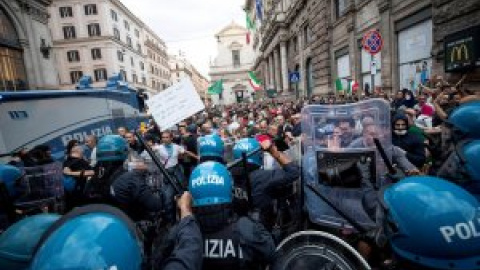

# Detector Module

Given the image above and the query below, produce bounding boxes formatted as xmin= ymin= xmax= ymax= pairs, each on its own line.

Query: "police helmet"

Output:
xmin=382 ymin=176 xmax=480 ymax=269
xmin=198 ymin=134 xmax=224 ymax=159
xmin=233 ymin=138 xmax=263 ymax=167
xmin=448 ymin=101 xmax=480 ymax=139
xmin=31 ymin=205 xmax=143 ymax=270
xmin=96 ymin=135 xmax=128 ymax=162
xmin=457 ymin=140 xmax=480 ymax=181
xmin=0 ymin=214 xmax=59 ymax=270
xmin=189 ymin=161 xmax=232 ymax=207
xmin=0 ymin=164 xmax=22 ymax=197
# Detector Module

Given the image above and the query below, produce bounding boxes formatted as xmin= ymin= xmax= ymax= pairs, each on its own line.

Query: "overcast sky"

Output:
xmin=120 ymin=0 xmax=246 ymax=80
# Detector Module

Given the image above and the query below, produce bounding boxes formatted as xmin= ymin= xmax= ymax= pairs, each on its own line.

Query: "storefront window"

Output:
xmin=398 ymin=19 xmax=432 ymax=93
xmin=361 ymin=49 xmax=381 ymax=91
xmin=0 ymin=8 xmax=27 ymax=91
xmin=336 ymin=54 xmax=350 ymax=90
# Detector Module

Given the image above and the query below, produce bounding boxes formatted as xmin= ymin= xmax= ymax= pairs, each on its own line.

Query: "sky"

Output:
xmin=120 ymin=0 xmax=246 ymax=80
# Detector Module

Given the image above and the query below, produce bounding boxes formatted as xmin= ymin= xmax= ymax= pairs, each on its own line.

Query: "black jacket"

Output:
xmin=392 ymin=115 xmax=426 ymax=168
xmin=110 ymin=170 xmax=164 ymax=221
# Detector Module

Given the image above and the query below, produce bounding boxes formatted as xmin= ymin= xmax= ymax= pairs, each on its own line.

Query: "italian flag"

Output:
xmin=248 ymin=71 xmax=262 ymax=91
xmin=347 ymin=80 xmax=359 ymax=94
xmin=245 ymin=12 xmax=255 ymax=44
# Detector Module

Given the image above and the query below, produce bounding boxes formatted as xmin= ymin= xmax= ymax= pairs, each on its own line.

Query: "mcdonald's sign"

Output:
xmin=445 ymin=25 xmax=479 ymax=72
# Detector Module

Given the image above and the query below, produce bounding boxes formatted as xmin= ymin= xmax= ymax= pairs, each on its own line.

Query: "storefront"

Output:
xmin=444 ymin=24 xmax=480 ymax=73
xmin=396 ymin=9 xmax=432 ymax=93
xmin=0 ymin=7 xmax=27 ymax=91
xmin=335 ymin=47 xmax=350 ymax=92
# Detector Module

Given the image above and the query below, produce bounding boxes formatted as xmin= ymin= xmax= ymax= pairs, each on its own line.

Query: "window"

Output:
xmin=124 ymin=20 xmax=130 ymax=31
xmin=87 ymin=23 xmax=101 ymax=37
xmin=117 ymin=50 xmax=124 ymax=62
xmin=232 ymin=50 xmax=241 ymax=67
xmin=113 ymin=28 xmax=120 ymax=40
xmin=140 ymin=61 xmax=144 ymax=70
xmin=63 ymin=26 xmax=76 ymax=39
xmin=150 ymin=65 xmax=154 ymax=74
xmin=132 ymin=74 xmax=138 ymax=83
xmin=134 ymin=29 xmax=140 ymax=38
xmin=152 ymin=80 xmax=156 ymax=88
xmin=59 ymin=7 xmax=73 ymax=18
xmin=335 ymin=0 xmax=346 ymax=19
xmin=142 ymin=76 xmax=146 ymax=85
xmin=336 ymin=53 xmax=351 ymax=91
xmin=303 ymin=25 xmax=312 ymax=46
xmin=94 ymin=68 xmax=107 ymax=81
xmin=120 ymin=70 xmax=127 ymax=81
xmin=137 ymin=43 xmax=141 ymax=53
xmin=110 ymin=10 xmax=118 ymax=21
xmin=67 ymin=50 xmax=80 ymax=62
xmin=84 ymin=4 xmax=97 ymax=15
xmin=130 ymin=57 xmax=134 ymax=66
xmin=292 ymin=36 xmax=298 ymax=53
xmin=126 ymin=36 xmax=132 ymax=47
xmin=70 ymin=71 xmax=83 ymax=84
xmin=91 ymin=48 xmax=101 ymax=60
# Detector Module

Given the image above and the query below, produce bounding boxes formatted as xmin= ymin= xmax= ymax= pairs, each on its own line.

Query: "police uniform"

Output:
xmin=160 ymin=215 xmax=204 ymax=270
xmin=201 ymin=216 xmax=275 ymax=270
xmin=232 ymin=162 xmax=300 ymax=230
xmin=110 ymin=169 xmax=166 ymax=221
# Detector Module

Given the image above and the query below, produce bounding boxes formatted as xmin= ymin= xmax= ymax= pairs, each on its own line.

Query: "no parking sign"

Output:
xmin=362 ymin=29 xmax=383 ymax=55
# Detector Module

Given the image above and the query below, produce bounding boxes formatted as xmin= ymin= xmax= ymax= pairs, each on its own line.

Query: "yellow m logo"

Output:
xmin=451 ymin=44 xmax=469 ymax=62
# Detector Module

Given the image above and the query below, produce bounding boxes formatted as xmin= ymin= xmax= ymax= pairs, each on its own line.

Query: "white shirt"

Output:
xmin=156 ymin=144 xmax=185 ymax=169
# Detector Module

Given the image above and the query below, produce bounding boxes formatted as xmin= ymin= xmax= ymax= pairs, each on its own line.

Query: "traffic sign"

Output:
xmin=362 ymin=30 xmax=383 ymax=55
xmin=289 ymin=71 xmax=300 ymax=83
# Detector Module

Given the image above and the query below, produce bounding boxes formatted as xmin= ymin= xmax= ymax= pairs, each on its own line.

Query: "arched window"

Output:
xmin=0 ymin=8 xmax=27 ymax=91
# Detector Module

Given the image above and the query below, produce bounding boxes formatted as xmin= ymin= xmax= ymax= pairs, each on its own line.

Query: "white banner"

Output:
xmin=146 ymin=78 xmax=205 ymax=130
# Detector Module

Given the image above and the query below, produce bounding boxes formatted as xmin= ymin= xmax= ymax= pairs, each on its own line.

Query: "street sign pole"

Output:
xmin=371 ymin=55 xmax=374 ymax=97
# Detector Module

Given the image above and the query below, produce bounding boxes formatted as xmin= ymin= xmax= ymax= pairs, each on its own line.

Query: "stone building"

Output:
xmin=169 ymin=54 xmax=209 ymax=102
xmin=246 ymin=0 xmax=332 ymax=98
xmin=208 ymin=22 xmax=256 ymax=105
xmin=0 ymin=0 xmax=59 ymax=91
xmin=49 ymin=0 xmax=170 ymax=94
xmin=248 ymin=0 xmax=480 ymax=96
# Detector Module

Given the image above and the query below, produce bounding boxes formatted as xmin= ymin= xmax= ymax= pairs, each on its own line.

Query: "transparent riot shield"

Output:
xmin=302 ymin=99 xmax=392 ymax=231
xmin=271 ymin=231 xmax=371 ymax=270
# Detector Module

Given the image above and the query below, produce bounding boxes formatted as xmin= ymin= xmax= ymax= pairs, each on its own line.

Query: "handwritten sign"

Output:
xmin=146 ymin=78 xmax=205 ymax=130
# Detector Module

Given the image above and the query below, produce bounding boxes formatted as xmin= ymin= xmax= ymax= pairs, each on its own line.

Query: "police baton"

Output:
xmin=241 ymin=152 xmax=253 ymax=205
xmin=226 ymin=148 xmax=263 ymax=169
xmin=373 ymin=138 xmax=396 ymax=175
xmin=134 ymin=131 xmax=183 ymax=195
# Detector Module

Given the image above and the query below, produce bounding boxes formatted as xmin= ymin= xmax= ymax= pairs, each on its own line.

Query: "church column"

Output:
xmin=280 ymin=41 xmax=289 ymax=92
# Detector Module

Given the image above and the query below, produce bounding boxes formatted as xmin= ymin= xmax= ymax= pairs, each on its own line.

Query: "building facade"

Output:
xmin=208 ymin=22 xmax=256 ymax=105
xmin=169 ymin=54 xmax=209 ymax=102
xmin=49 ymin=0 xmax=170 ymax=94
xmin=248 ymin=0 xmax=480 ymax=97
xmin=144 ymin=26 xmax=171 ymax=92
xmin=0 ymin=0 xmax=59 ymax=91
xmin=246 ymin=0 xmax=331 ymax=98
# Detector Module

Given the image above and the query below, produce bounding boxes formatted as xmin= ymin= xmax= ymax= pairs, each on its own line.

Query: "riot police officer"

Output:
xmin=198 ymin=134 xmax=225 ymax=164
xmin=88 ymin=135 xmax=166 ymax=222
xmin=0 ymin=192 xmax=202 ymax=270
xmin=231 ymin=138 xmax=300 ymax=231
xmin=189 ymin=161 xmax=276 ymax=269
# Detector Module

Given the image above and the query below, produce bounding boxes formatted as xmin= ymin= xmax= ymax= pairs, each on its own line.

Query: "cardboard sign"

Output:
xmin=146 ymin=78 xmax=205 ymax=130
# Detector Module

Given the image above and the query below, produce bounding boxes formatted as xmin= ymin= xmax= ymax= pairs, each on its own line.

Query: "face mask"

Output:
xmin=405 ymin=95 xmax=411 ymax=100
xmin=394 ymin=130 xmax=407 ymax=136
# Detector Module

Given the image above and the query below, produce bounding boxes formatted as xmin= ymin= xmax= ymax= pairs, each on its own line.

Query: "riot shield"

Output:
xmin=302 ymin=99 xmax=391 ymax=231
xmin=271 ymin=231 xmax=371 ymax=270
